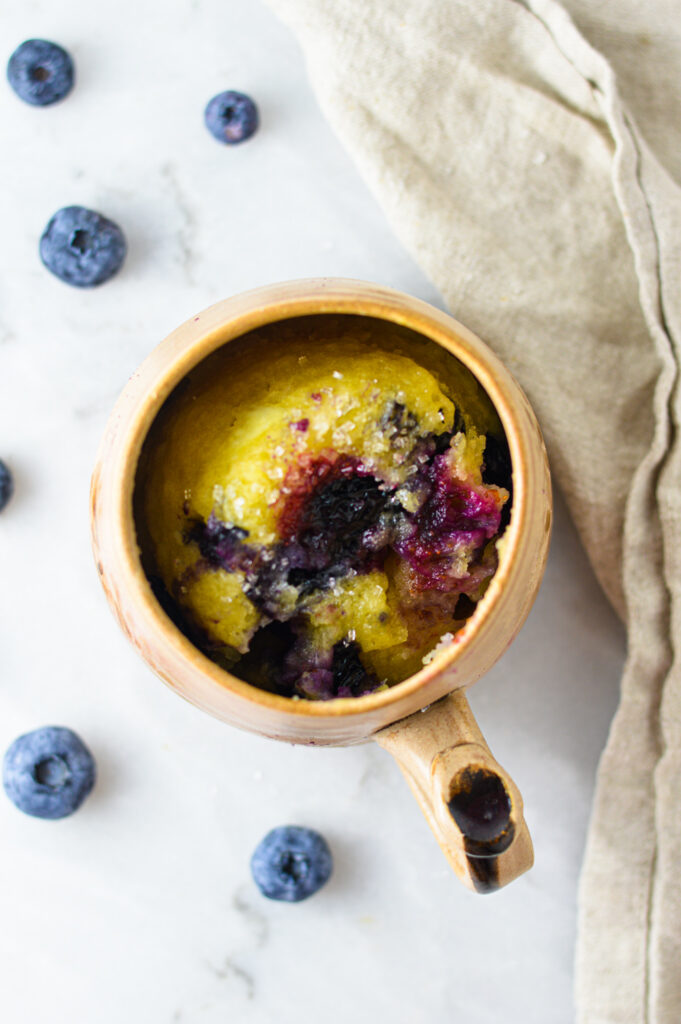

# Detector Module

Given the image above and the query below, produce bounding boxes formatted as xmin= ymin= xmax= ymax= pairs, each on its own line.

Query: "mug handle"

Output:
xmin=374 ymin=690 xmax=533 ymax=893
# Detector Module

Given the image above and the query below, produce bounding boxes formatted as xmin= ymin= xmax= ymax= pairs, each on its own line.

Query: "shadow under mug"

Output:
xmin=91 ymin=278 xmax=552 ymax=893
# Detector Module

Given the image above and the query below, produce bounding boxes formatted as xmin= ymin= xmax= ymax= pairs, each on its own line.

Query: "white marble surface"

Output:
xmin=0 ymin=2 xmax=626 ymax=1022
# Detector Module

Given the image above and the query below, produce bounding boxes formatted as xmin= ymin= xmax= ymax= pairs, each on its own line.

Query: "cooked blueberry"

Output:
xmin=295 ymin=461 xmax=389 ymax=568
xmin=39 ymin=206 xmax=126 ymax=287
xmin=187 ymin=512 xmax=250 ymax=567
xmin=276 ymin=635 xmax=381 ymax=699
xmin=3 ymin=726 xmax=96 ymax=819
xmin=250 ymin=826 xmax=332 ymax=902
xmin=286 ymin=564 xmax=339 ymax=597
xmin=332 ymin=639 xmax=377 ymax=697
xmin=244 ymin=546 xmax=301 ymax=616
xmin=204 ymin=90 xmax=259 ymax=145
xmin=394 ymin=452 xmax=503 ymax=591
xmin=295 ymin=668 xmax=336 ymax=700
xmin=7 ymin=39 xmax=74 ymax=106
xmin=0 ymin=460 xmax=13 ymax=512
xmin=380 ymin=401 xmax=419 ymax=443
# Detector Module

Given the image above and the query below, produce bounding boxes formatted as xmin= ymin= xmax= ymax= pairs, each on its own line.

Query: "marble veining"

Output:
xmin=204 ymin=956 xmax=256 ymax=1000
xmin=161 ymin=162 xmax=198 ymax=286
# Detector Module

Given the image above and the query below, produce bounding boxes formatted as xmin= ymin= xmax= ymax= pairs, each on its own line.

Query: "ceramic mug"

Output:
xmin=90 ymin=278 xmax=551 ymax=893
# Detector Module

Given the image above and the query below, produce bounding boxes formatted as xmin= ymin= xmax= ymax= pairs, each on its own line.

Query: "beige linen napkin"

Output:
xmin=263 ymin=0 xmax=681 ymax=1020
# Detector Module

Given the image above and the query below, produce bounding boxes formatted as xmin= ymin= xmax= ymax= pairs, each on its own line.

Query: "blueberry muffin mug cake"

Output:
xmin=136 ymin=318 xmax=511 ymax=701
xmin=91 ymin=279 xmax=551 ymax=891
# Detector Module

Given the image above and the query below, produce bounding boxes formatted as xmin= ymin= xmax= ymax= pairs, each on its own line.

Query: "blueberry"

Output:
xmin=250 ymin=826 xmax=333 ymax=902
xmin=40 ymin=206 xmax=126 ymax=287
xmin=7 ymin=39 xmax=74 ymax=107
xmin=0 ymin=459 xmax=13 ymax=512
xmin=3 ymin=726 xmax=96 ymax=819
xmin=204 ymin=90 xmax=259 ymax=144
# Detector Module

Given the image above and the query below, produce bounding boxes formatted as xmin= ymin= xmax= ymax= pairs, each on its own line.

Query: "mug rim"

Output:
xmin=100 ymin=277 xmax=538 ymax=722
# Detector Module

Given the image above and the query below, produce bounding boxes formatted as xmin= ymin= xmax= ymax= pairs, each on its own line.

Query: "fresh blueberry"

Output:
xmin=7 ymin=39 xmax=74 ymax=107
xmin=204 ymin=90 xmax=259 ymax=144
xmin=251 ymin=825 xmax=333 ymax=902
xmin=40 ymin=206 xmax=127 ymax=287
xmin=3 ymin=726 xmax=96 ymax=819
xmin=0 ymin=460 xmax=13 ymax=512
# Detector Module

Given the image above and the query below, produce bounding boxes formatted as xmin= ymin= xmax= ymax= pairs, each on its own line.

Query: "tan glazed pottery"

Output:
xmin=90 ymin=278 xmax=552 ymax=893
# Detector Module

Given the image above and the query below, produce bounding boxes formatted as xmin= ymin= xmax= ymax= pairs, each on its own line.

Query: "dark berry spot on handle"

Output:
xmin=466 ymin=854 xmax=501 ymax=894
xmin=447 ymin=767 xmax=512 ymax=844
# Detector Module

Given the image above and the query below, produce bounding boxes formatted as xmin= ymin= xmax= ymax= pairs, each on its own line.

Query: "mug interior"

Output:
xmin=123 ymin=299 xmax=527 ymax=722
